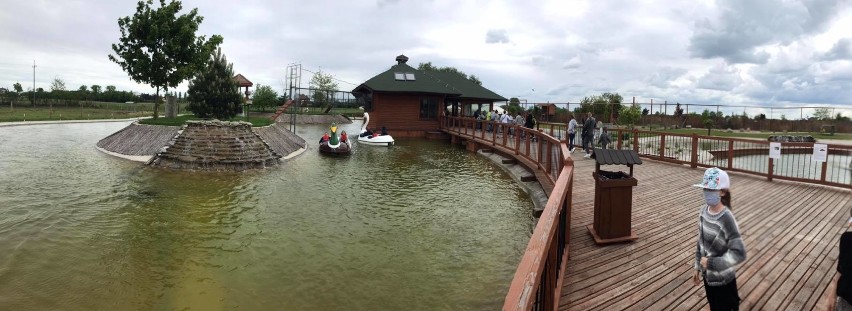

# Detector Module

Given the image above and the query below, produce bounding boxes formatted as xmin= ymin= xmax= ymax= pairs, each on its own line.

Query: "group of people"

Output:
xmin=566 ymin=112 xmax=611 ymax=158
xmin=471 ymin=108 xmax=537 ymax=138
xmin=360 ymin=126 xmax=388 ymax=138
xmin=318 ymin=131 xmax=348 ymax=144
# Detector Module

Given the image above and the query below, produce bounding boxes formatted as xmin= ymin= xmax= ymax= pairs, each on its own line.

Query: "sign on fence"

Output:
xmin=769 ymin=142 xmax=781 ymax=159
xmin=812 ymin=143 xmax=828 ymax=162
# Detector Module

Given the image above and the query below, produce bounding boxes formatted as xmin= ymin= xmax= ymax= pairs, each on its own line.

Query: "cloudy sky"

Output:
xmin=1 ymin=0 xmax=851 ymax=117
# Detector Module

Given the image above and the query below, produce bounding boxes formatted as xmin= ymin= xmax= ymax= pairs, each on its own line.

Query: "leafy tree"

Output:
xmin=90 ymin=85 xmax=101 ymax=94
xmin=13 ymin=83 xmax=23 ymax=94
xmin=78 ymin=85 xmax=88 ymax=92
xmin=109 ymin=0 xmax=223 ymax=119
xmin=503 ymin=97 xmax=523 ymax=116
xmin=618 ymin=105 xmax=642 ymax=129
xmin=50 ymin=77 xmax=66 ymax=92
xmin=813 ymin=107 xmax=832 ymax=120
xmin=836 ymin=113 xmax=850 ymax=121
xmin=252 ymin=84 xmax=279 ymax=112
xmin=187 ymin=48 xmax=242 ymax=120
xmin=417 ymin=62 xmax=482 ymax=86
xmin=642 ymin=108 xmax=649 ymax=116
xmin=780 ymin=114 xmax=787 ymax=121
xmin=106 ymin=85 xmax=117 ymax=93
xmin=579 ymin=92 xmax=622 ymax=122
xmin=309 ymin=70 xmax=338 ymax=109
xmin=701 ymin=110 xmax=714 ymax=135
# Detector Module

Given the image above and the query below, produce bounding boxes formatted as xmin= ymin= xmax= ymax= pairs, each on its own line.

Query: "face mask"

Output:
xmin=704 ymin=190 xmax=721 ymax=206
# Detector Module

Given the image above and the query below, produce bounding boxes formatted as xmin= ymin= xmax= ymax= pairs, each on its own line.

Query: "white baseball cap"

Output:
xmin=693 ymin=167 xmax=730 ymax=190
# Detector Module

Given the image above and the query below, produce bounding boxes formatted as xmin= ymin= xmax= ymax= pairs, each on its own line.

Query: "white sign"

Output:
xmin=769 ymin=142 xmax=781 ymax=159
xmin=812 ymin=143 xmax=828 ymax=162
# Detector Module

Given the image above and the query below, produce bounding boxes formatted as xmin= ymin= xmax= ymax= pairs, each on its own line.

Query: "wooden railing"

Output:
xmin=540 ymin=121 xmax=851 ymax=189
xmin=440 ymin=116 xmax=574 ymax=310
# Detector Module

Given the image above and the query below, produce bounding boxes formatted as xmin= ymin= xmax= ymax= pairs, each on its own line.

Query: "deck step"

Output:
xmin=520 ymin=175 xmax=537 ymax=182
xmin=502 ymin=158 xmax=517 ymax=165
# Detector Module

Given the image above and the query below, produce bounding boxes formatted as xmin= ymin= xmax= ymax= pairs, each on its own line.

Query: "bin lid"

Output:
xmin=592 ymin=149 xmax=642 ymax=166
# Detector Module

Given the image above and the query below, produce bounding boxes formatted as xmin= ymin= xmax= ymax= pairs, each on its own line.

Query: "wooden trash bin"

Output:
xmin=587 ymin=148 xmax=642 ymax=244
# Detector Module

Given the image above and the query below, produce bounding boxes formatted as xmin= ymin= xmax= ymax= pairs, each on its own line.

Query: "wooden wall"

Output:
xmin=370 ymin=92 xmax=445 ymax=137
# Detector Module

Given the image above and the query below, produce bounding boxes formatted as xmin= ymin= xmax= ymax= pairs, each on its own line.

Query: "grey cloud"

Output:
xmin=695 ymin=63 xmax=744 ymax=91
xmin=688 ymin=0 xmax=843 ymax=64
xmin=644 ymin=67 xmax=688 ymax=88
xmin=485 ymin=29 xmax=510 ymax=44
xmin=821 ymin=38 xmax=852 ymax=60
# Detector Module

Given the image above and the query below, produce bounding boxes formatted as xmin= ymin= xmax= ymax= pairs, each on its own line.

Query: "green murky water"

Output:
xmin=0 ymin=121 xmax=533 ymax=310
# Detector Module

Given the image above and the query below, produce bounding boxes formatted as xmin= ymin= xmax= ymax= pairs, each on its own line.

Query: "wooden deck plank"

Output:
xmin=556 ymin=154 xmax=851 ymax=310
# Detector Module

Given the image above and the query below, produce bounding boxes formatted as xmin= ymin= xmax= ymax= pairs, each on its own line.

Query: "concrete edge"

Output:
xmin=281 ymin=147 xmax=307 ymax=160
xmin=476 ymin=149 xmax=549 ymax=215
xmin=94 ymin=145 xmax=153 ymax=163
xmin=0 ymin=117 xmax=149 ymax=127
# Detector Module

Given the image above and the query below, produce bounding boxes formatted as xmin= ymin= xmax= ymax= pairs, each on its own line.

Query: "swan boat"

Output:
xmin=357 ymin=112 xmax=395 ymax=146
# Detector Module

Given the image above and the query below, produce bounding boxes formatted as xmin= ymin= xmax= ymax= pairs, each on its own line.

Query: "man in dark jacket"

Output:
xmin=582 ymin=112 xmax=595 ymax=158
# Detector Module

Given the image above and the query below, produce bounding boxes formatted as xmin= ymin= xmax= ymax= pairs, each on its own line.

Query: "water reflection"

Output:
xmin=0 ymin=122 xmax=533 ymax=310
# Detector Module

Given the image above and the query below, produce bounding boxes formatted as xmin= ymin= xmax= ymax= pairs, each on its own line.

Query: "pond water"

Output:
xmin=0 ymin=121 xmax=533 ymax=310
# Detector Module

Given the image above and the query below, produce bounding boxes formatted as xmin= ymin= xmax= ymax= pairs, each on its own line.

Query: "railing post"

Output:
xmin=515 ymin=127 xmax=521 ymax=155
xmin=821 ymin=154 xmax=828 ymax=182
xmin=691 ymin=134 xmax=698 ymax=168
xmin=546 ymin=142 xmax=553 ymax=175
xmin=633 ymin=129 xmax=639 ymax=153
xmin=659 ymin=134 xmax=666 ymax=158
xmin=727 ymin=140 xmax=734 ymax=170
xmin=768 ymin=157 xmax=774 ymax=182
xmin=617 ymin=129 xmax=623 ymax=150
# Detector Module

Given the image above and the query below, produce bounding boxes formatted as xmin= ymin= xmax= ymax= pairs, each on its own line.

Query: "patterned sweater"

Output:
xmin=694 ymin=205 xmax=747 ymax=286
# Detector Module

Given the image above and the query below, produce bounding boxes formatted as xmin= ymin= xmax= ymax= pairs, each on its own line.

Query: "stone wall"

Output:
xmin=149 ymin=120 xmax=281 ymax=171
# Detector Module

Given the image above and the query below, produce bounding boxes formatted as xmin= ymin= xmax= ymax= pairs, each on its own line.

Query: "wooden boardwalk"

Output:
xmin=560 ymin=156 xmax=851 ymax=310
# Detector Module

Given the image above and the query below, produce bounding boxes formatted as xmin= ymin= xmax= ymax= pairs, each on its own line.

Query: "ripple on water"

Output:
xmin=0 ymin=122 xmax=533 ymax=310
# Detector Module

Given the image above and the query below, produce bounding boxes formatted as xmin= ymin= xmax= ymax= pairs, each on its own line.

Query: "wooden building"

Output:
xmin=352 ymin=55 xmax=506 ymax=137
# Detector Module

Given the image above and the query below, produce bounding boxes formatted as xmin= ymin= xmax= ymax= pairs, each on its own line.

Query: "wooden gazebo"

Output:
xmin=233 ymin=74 xmax=253 ymax=100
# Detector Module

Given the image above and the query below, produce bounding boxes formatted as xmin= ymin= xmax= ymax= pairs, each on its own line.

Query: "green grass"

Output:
xmin=139 ymin=114 xmax=274 ymax=127
xmin=0 ymin=106 xmax=152 ymax=122
xmin=658 ymin=128 xmax=852 ymax=140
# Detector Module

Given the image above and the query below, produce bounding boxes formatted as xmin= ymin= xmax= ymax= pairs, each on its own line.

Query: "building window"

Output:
xmin=405 ymin=73 xmax=415 ymax=81
xmin=394 ymin=72 xmax=405 ymax=80
xmin=420 ymin=98 xmax=438 ymax=120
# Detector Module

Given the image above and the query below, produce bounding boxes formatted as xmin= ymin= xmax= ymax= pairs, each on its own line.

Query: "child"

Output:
xmin=692 ymin=167 xmax=746 ymax=311
xmin=598 ymin=126 xmax=611 ymax=149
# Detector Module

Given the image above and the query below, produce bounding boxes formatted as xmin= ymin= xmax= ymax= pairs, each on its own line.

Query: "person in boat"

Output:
xmin=340 ymin=131 xmax=348 ymax=143
xmin=372 ymin=129 xmax=380 ymax=138
xmin=319 ymin=132 xmax=329 ymax=144
xmin=381 ymin=126 xmax=388 ymax=136
xmin=361 ymin=128 xmax=373 ymax=138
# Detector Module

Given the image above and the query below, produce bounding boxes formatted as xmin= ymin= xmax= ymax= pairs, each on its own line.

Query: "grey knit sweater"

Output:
xmin=694 ymin=205 xmax=747 ymax=286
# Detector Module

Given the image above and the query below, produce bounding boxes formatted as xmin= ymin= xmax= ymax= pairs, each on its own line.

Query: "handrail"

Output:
xmin=439 ymin=116 xmax=575 ymax=310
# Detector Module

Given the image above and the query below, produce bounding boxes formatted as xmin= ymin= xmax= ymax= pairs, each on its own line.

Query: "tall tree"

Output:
xmin=187 ymin=48 xmax=242 ymax=120
xmin=90 ymin=85 xmax=102 ymax=95
xmin=309 ymin=70 xmax=338 ymax=110
xmin=109 ymin=0 xmax=222 ymax=119
xmin=417 ymin=62 xmax=483 ymax=85
xmin=618 ymin=105 xmax=642 ymax=129
xmin=50 ymin=77 xmax=66 ymax=92
xmin=813 ymin=107 xmax=832 ymax=120
xmin=106 ymin=85 xmax=117 ymax=93
xmin=252 ymin=84 xmax=279 ymax=112
xmin=78 ymin=85 xmax=88 ymax=92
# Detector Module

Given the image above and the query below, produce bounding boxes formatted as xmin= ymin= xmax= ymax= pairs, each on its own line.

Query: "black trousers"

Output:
xmin=704 ymin=277 xmax=740 ymax=311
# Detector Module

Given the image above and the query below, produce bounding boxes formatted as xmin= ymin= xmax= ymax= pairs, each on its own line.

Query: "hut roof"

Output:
xmin=233 ymin=74 xmax=253 ymax=87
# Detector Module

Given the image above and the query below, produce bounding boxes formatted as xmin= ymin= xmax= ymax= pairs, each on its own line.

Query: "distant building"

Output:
xmin=352 ymin=55 xmax=506 ymax=137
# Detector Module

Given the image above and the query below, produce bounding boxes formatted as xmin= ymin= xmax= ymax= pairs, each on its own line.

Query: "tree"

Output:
xmin=417 ymin=62 xmax=482 ymax=85
xmin=252 ymin=84 xmax=279 ymax=112
xmin=701 ymin=109 xmax=715 ymax=135
xmin=50 ymin=77 xmax=66 ymax=92
xmin=579 ymin=92 xmax=622 ymax=122
xmin=109 ymin=0 xmax=223 ymax=119
xmin=618 ymin=105 xmax=642 ymax=129
xmin=642 ymin=108 xmax=649 ymax=116
xmin=813 ymin=107 xmax=832 ymax=120
xmin=187 ymin=48 xmax=242 ymax=120
xmin=78 ymin=85 xmax=88 ymax=92
xmin=503 ymin=97 xmax=523 ymax=116
xmin=106 ymin=85 xmax=117 ymax=93
xmin=309 ymin=70 xmax=338 ymax=110
xmin=90 ymin=85 xmax=102 ymax=95
xmin=836 ymin=113 xmax=850 ymax=121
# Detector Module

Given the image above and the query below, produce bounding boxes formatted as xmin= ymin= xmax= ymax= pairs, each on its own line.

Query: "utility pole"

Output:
xmin=32 ymin=60 xmax=36 ymax=106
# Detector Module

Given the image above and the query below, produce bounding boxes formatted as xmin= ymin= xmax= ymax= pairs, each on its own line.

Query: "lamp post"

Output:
xmin=244 ymin=89 xmax=252 ymax=122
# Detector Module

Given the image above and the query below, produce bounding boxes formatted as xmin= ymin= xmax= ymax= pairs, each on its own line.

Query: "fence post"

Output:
xmin=659 ymin=134 xmax=666 ymax=158
xmin=768 ymin=157 xmax=774 ymax=182
xmin=727 ymin=140 xmax=734 ymax=170
xmin=821 ymin=155 xmax=828 ymax=182
xmin=617 ymin=129 xmax=623 ymax=150
xmin=633 ymin=129 xmax=639 ymax=153
xmin=691 ymin=134 xmax=698 ymax=168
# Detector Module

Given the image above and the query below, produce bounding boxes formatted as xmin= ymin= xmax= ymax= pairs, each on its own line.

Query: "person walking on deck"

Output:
xmin=826 ymin=207 xmax=852 ymax=311
xmin=567 ymin=114 xmax=578 ymax=153
xmin=692 ymin=167 xmax=746 ymax=311
xmin=581 ymin=112 xmax=595 ymax=158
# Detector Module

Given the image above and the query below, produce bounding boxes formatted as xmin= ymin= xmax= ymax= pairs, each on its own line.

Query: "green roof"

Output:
xmin=423 ymin=70 xmax=507 ymax=101
xmin=352 ymin=59 xmax=507 ymax=101
xmin=352 ymin=63 xmax=461 ymax=96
